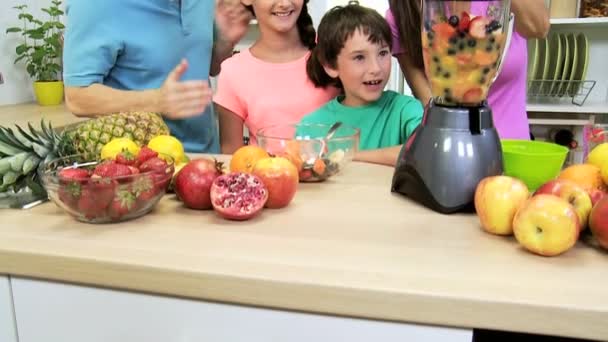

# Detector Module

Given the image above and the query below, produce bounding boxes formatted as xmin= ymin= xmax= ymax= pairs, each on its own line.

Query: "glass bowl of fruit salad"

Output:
xmin=422 ymin=0 xmax=512 ymax=105
xmin=256 ymin=123 xmax=360 ymax=182
xmin=40 ymin=148 xmax=174 ymax=224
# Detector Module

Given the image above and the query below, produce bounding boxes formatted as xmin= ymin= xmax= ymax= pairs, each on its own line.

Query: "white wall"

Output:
xmin=1 ymin=0 xmax=404 ymax=106
xmin=1 ymin=0 xmax=64 ymax=106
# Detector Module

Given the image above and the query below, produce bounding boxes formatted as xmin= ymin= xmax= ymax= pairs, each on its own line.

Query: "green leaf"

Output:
xmin=5 ymin=27 xmax=22 ymax=33
xmin=18 ymin=13 xmax=33 ymax=21
xmin=15 ymin=44 xmax=29 ymax=55
xmin=26 ymin=64 xmax=36 ymax=78
xmin=14 ymin=55 xmax=27 ymax=64
xmin=27 ymin=31 xmax=44 ymax=40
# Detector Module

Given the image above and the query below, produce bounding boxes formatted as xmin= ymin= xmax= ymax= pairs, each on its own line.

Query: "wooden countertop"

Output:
xmin=0 ymin=102 xmax=86 ymax=129
xmin=0 ymin=156 xmax=607 ymax=341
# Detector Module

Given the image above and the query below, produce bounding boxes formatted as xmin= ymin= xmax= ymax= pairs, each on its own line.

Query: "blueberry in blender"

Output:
xmin=448 ymin=15 xmax=459 ymax=27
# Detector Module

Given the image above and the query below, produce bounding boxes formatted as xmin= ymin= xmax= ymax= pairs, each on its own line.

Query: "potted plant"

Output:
xmin=5 ymin=0 xmax=65 ymax=106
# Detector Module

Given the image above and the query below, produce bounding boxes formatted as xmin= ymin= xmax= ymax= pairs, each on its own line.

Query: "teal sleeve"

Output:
xmin=400 ymin=97 xmax=424 ymax=141
xmin=62 ymin=1 xmax=123 ymax=86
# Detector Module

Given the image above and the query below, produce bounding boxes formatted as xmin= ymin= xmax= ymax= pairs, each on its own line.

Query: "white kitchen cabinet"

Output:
xmin=11 ymin=277 xmax=472 ymax=342
xmin=0 ymin=276 xmax=18 ymax=342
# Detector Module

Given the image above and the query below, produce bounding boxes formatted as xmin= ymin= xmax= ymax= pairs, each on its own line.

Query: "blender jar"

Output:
xmin=422 ymin=0 xmax=512 ymax=106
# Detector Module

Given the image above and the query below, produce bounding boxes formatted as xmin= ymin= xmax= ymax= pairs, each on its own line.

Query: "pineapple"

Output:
xmin=0 ymin=112 xmax=170 ymax=194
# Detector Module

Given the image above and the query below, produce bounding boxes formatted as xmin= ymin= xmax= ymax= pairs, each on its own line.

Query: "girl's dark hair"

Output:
xmin=245 ymin=0 xmax=316 ymax=50
xmin=306 ymin=3 xmax=392 ymax=88
xmin=389 ymin=0 xmax=424 ymax=69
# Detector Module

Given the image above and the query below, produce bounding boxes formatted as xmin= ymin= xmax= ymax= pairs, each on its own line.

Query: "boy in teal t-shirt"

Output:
xmin=300 ymin=90 xmax=422 ymax=150
xmin=301 ymin=4 xmax=423 ymax=166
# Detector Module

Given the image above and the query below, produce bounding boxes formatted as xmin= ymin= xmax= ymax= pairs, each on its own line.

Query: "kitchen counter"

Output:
xmin=0 ymin=157 xmax=607 ymax=340
xmin=0 ymin=102 xmax=85 ymax=129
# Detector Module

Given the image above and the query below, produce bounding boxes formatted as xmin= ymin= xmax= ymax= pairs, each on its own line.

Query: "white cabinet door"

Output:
xmin=0 ymin=276 xmax=18 ymax=342
xmin=12 ymin=277 xmax=471 ymax=342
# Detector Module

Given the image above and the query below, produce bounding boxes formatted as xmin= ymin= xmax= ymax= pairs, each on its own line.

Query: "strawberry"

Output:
xmin=115 ymin=150 xmax=136 ymax=166
xmin=77 ymin=188 xmax=107 ymax=220
xmin=58 ymin=168 xmax=90 ymax=182
xmin=459 ymin=11 xmax=471 ymax=32
xmin=58 ymin=181 xmax=82 ymax=209
xmin=132 ymin=175 xmax=158 ymax=203
xmin=128 ymin=166 xmax=140 ymax=175
xmin=136 ymin=146 xmax=158 ymax=166
xmin=463 ymin=88 xmax=483 ymax=104
xmin=89 ymin=177 xmax=117 ymax=205
xmin=469 ymin=16 xmax=489 ymax=39
xmin=108 ymin=190 xmax=137 ymax=220
xmin=93 ymin=161 xmax=133 ymax=179
xmin=139 ymin=157 xmax=169 ymax=175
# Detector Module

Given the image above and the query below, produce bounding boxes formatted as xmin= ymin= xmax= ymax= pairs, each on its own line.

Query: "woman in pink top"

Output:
xmin=386 ymin=0 xmax=550 ymax=140
xmin=214 ymin=0 xmax=339 ymax=153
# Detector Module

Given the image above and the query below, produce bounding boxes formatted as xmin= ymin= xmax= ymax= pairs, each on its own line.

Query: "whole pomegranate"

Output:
xmin=174 ymin=158 xmax=224 ymax=209
xmin=210 ymin=172 xmax=268 ymax=220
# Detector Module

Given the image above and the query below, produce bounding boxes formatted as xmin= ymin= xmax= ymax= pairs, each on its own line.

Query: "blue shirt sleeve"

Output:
xmin=62 ymin=1 xmax=123 ymax=87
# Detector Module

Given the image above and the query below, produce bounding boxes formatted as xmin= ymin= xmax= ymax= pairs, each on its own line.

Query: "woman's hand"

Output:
xmin=511 ymin=0 xmax=550 ymax=39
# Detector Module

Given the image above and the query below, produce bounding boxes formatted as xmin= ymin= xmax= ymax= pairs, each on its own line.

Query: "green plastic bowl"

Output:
xmin=501 ymin=139 xmax=569 ymax=191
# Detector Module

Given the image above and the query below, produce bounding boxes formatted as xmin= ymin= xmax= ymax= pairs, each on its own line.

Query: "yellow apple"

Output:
xmin=474 ymin=175 xmax=530 ymax=235
xmin=586 ymin=142 xmax=608 ymax=168
xmin=534 ymin=179 xmax=592 ymax=230
xmin=513 ymin=194 xmax=580 ymax=257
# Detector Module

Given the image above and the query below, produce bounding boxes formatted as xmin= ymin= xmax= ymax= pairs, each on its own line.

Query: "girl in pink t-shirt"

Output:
xmin=214 ymin=0 xmax=339 ymax=153
xmin=386 ymin=0 xmax=549 ymax=140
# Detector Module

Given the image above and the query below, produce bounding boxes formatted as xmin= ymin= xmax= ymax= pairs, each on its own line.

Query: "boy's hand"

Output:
xmin=159 ymin=59 xmax=213 ymax=119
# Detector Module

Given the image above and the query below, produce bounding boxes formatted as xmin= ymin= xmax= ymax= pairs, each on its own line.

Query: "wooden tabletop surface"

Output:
xmin=0 ymin=154 xmax=607 ymax=340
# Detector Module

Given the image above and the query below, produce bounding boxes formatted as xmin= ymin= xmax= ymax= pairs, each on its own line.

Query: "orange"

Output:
xmin=558 ymin=163 xmax=606 ymax=193
xmin=230 ymin=145 xmax=269 ymax=173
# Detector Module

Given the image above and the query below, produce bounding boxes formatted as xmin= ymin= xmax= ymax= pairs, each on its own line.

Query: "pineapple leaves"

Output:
xmin=16 ymin=124 xmax=44 ymax=146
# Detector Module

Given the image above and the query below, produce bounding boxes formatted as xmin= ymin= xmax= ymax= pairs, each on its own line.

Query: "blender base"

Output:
xmin=391 ymin=102 xmax=503 ymax=214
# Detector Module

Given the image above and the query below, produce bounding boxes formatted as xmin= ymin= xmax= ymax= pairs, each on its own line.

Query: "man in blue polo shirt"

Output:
xmin=62 ymin=0 xmax=250 ymax=153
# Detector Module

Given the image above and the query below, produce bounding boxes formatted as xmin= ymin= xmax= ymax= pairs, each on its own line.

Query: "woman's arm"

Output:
xmin=217 ymin=104 xmax=245 ymax=154
xmin=395 ymin=53 xmax=432 ymax=107
xmin=65 ymin=59 xmax=212 ymax=119
xmin=354 ymin=145 xmax=403 ymax=167
xmin=511 ymin=0 xmax=550 ymax=39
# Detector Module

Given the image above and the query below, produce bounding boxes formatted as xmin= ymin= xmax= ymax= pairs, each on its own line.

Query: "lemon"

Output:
xmin=147 ymin=135 xmax=186 ymax=164
xmin=587 ymin=142 xmax=608 ymax=168
xmin=100 ymin=138 xmax=140 ymax=160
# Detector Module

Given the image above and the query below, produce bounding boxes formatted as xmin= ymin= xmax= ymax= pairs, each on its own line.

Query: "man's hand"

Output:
xmin=215 ymin=0 xmax=252 ymax=46
xmin=159 ymin=59 xmax=213 ymax=119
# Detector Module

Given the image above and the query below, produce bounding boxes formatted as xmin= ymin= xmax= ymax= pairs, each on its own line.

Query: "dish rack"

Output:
xmin=527 ymin=79 xmax=596 ymax=106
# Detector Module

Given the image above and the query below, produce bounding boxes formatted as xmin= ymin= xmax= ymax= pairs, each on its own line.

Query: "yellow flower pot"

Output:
xmin=33 ymin=81 xmax=64 ymax=106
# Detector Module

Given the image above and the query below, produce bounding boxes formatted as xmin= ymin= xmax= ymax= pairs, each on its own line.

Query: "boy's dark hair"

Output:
xmin=306 ymin=3 xmax=393 ymax=88
xmin=389 ymin=0 xmax=424 ymax=70
xmin=245 ymin=0 xmax=316 ymax=50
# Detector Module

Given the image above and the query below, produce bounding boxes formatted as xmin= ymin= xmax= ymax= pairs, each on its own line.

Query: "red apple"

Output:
xmin=252 ymin=157 xmax=298 ymax=209
xmin=534 ymin=179 xmax=592 ymax=230
xmin=513 ymin=194 xmax=580 ymax=257
xmin=588 ymin=188 xmax=607 ymax=207
xmin=474 ymin=176 xmax=530 ymax=235
xmin=589 ymin=196 xmax=608 ymax=250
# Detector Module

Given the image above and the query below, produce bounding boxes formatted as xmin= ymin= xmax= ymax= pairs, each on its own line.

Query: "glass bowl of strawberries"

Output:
xmin=40 ymin=147 xmax=174 ymax=224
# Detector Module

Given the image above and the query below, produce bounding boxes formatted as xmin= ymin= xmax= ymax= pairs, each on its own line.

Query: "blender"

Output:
xmin=391 ymin=0 xmax=513 ymax=214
